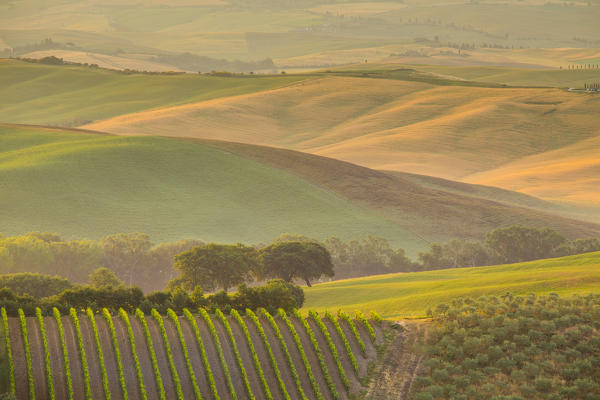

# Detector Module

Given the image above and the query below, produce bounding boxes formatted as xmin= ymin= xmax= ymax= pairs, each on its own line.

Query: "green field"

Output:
xmin=0 ymin=124 xmax=419 ymax=247
xmin=0 ymin=59 xmax=311 ymax=126
xmin=303 ymin=251 xmax=600 ymax=319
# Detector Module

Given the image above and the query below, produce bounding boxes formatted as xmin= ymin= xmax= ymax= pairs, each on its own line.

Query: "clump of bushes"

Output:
xmin=413 ymin=293 xmax=600 ymax=399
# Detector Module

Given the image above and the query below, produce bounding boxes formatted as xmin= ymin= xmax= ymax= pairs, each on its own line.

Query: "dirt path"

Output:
xmin=365 ymin=323 xmax=426 ymax=400
xmin=44 ymin=317 xmax=67 ymax=400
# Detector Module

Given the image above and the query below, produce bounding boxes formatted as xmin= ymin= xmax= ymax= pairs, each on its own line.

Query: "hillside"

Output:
xmin=303 ymin=251 xmax=600 ymax=319
xmin=83 ymin=73 xmax=600 ymax=205
xmin=0 ymin=124 xmax=418 ymax=249
xmin=2 ymin=308 xmax=381 ymax=400
xmin=4 ymin=123 xmax=600 ymax=255
xmin=0 ymin=59 xmax=311 ymax=126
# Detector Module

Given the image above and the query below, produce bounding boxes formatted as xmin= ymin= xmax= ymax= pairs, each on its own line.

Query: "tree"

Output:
xmin=260 ymin=241 xmax=333 ymax=287
xmin=151 ymin=239 xmax=204 ymax=289
xmin=485 ymin=226 xmax=568 ymax=264
xmin=172 ymin=243 xmax=258 ymax=292
xmin=88 ymin=267 xmax=124 ymax=289
xmin=100 ymin=233 xmax=154 ymax=286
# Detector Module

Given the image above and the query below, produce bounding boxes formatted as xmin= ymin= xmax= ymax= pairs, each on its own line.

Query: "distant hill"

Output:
xmin=304 ymin=251 xmax=600 ymax=319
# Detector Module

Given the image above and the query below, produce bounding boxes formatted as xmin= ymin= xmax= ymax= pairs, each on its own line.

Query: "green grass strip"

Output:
xmin=260 ymin=309 xmax=308 ymax=400
xmin=324 ymin=311 xmax=358 ymax=375
xmin=230 ymin=309 xmax=272 ymax=400
xmin=36 ymin=308 xmax=55 ymax=400
xmin=135 ymin=309 xmax=166 ymax=400
xmin=53 ymin=308 xmax=74 ymax=400
xmin=354 ymin=311 xmax=376 ymax=343
xmin=70 ymin=308 xmax=92 ymax=400
xmin=151 ymin=309 xmax=183 ymax=400
xmin=19 ymin=309 xmax=36 ymax=400
xmin=119 ymin=308 xmax=148 ymax=400
xmin=337 ymin=311 xmax=366 ymax=356
xmin=2 ymin=308 xmax=15 ymax=395
xmin=214 ymin=309 xmax=255 ymax=400
xmin=199 ymin=308 xmax=238 ymax=400
xmin=86 ymin=309 xmax=111 ymax=400
xmin=279 ymin=309 xmax=324 ymax=400
xmin=246 ymin=309 xmax=291 ymax=400
xmin=102 ymin=309 xmax=128 ymax=400
xmin=292 ymin=309 xmax=338 ymax=399
xmin=308 ymin=310 xmax=349 ymax=391
xmin=167 ymin=309 xmax=203 ymax=400
xmin=183 ymin=309 xmax=220 ymax=400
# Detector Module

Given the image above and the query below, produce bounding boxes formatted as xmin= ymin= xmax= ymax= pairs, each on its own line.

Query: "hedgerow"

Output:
xmin=167 ymin=309 xmax=202 ymax=400
xmin=292 ymin=309 xmax=338 ymax=399
xmin=231 ymin=309 xmax=272 ymax=400
xmin=183 ymin=309 xmax=220 ymax=400
xmin=325 ymin=311 xmax=358 ymax=375
xmin=151 ymin=309 xmax=183 ymax=400
xmin=135 ymin=309 xmax=166 ymax=400
xmin=355 ymin=311 xmax=376 ymax=343
xmin=53 ymin=308 xmax=74 ymax=400
xmin=86 ymin=308 xmax=111 ymax=400
xmin=19 ymin=308 xmax=35 ymax=400
xmin=199 ymin=308 xmax=238 ymax=400
xmin=70 ymin=308 xmax=92 ymax=400
xmin=119 ymin=308 xmax=147 ymax=400
xmin=337 ymin=310 xmax=366 ymax=356
xmin=215 ymin=309 xmax=255 ymax=400
xmin=2 ymin=308 xmax=16 ymax=395
xmin=260 ymin=308 xmax=308 ymax=400
xmin=36 ymin=308 xmax=55 ymax=400
xmin=278 ymin=309 xmax=323 ymax=400
xmin=102 ymin=308 xmax=128 ymax=400
xmin=246 ymin=308 xmax=291 ymax=400
xmin=309 ymin=310 xmax=350 ymax=390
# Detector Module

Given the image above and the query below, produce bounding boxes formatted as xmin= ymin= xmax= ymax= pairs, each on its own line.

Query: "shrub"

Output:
xmin=102 ymin=309 xmax=128 ymax=400
xmin=36 ymin=308 xmax=55 ymax=400
xmin=246 ymin=309 xmax=291 ymax=400
xmin=167 ymin=309 xmax=202 ymax=400
xmin=18 ymin=309 xmax=35 ymax=400
xmin=230 ymin=309 xmax=272 ymax=400
xmin=278 ymin=309 xmax=323 ymax=400
xmin=309 ymin=310 xmax=350 ymax=390
xmin=325 ymin=310 xmax=359 ymax=374
xmin=215 ymin=309 xmax=255 ymax=400
xmin=259 ymin=309 xmax=308 ymax=400
xmin=135 ymin=309 xmax=166 ymax=400
xmin=199 ymin=308 xmax=237 ymax=400
xmin=70 ymin=308 xmax=92 ymax=400
xmin=53 ymin=308 xmax=74 ymax=400
xmin=150 ymin=309 xmax=182 ymax=400
xmin=1 ymin=308 xmax=15 ymax=395
xmin=182 ymin=309 xmax=220 ymax=400
xmin=292 ymin=309 xmax=338 ymax=399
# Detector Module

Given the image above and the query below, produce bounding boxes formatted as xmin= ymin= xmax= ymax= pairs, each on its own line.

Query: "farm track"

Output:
xmin=3 ymin=312 xmax=382 ymax=400
xmin=365 ymin=323 xmax=425 ymax=400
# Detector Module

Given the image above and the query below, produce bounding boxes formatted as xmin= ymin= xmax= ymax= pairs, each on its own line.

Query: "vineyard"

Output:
xmin=0 ymin=307 xmax=381 ymax=400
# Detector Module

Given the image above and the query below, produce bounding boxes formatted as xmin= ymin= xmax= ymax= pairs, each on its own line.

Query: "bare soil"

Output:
xmin=61 ymin=316 xmax=86 ymax=399
xmin=321 ymin=319 xmax=362 ymax=393
xmin=43 ymin=317 xmax=67 ymax=400
xmin=26 ymin=317 xmax=49 ymax=399
xmin=146 ymin=317 xmax=177 ymax=400
xmin=227 ymin=315 xmax=265 ymax=400
xmin=338 ymin=320 xmax=370 ymax=378
xmin=78 ymin=316 xmax=107 ymax=399
xmin=113 ymin=316 xmax=144 ymax=400
xmin=245 ymin=316 xmax=284 ymax=400
xmin=8 ymin=318 xmax=29 ymax=399
xmin=130 ymin=317 xmax=160 ymax=400
xmin=96 ymin=316 xmax=126 ymax=400
xmin=306 ymin=318 xmax=349 ymax=400
xmin=162 ymin=317 xmax=196 ymax=400
xmin=178 ymin=316 xmax=212 ymax=400
xmin=212 ymin=316 xmax=245 ymax=399
xmin=365 ymin=323 xmax=425 ymax=400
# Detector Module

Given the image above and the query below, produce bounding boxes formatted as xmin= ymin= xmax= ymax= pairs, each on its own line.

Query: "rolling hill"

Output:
xmin=2 ymin=123 xmax=600 ymax=257
xmin=303 ymin=251 xmax=600 ymax=319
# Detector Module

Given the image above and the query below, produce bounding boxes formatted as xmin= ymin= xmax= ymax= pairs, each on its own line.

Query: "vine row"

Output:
xmin=151 ymin=309 xmax=183 ymax=400
xmin=135 ymin=309 xmax=166 ymax=400
xmin=102 ymin=309 xmax=128 ymax=400
xmin=86 ymin=308 xmax=111 ymax=400
xmin=120 ymin=308 xmax=147 ymax=400
xmin=309 ymin=310 xmax=349 ymax=391
xmin=36 ymin=308 xmax=55 ymax=400
xmin=167 ymin=309 xmax=203 ymax=400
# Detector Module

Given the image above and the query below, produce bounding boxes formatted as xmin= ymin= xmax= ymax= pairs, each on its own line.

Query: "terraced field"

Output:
xmin=1 ymin=308 xmax=382 ymax=400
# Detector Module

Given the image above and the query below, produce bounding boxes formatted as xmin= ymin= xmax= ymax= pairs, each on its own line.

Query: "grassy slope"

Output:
xmin=0 ymin=124 xmax=418 ymax=248
xmin=303 ymin=251 xmax=600 ymax=319
xmin=0 ymin=59 xmax=312 ymax=126
xmin=83 ymin=73 xmax=600 ymax=205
